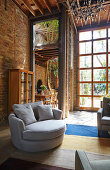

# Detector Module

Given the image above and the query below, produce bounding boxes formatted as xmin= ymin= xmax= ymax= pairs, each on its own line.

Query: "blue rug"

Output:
xmin=65 ymin=124 xmax=110 ymax=138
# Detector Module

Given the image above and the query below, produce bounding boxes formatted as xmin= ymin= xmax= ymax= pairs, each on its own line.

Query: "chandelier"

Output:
xmin=66 ymin=0 xmax=106 ymax=25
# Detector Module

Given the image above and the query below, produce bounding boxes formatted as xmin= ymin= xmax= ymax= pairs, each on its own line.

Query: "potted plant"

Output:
xmin=40 ymin=85 xmax=47 ymax=95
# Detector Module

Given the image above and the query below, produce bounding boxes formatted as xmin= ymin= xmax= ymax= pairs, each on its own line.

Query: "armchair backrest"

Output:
xmin=103 ymin=97 xmax=110 ymax=116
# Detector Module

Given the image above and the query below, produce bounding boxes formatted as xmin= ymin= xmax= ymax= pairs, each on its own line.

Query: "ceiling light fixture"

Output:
xmin=65 ymin=0 xmax=106 ymax=26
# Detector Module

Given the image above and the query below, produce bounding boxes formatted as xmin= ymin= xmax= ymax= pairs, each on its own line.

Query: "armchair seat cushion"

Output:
xmin=23 ymin=120 xmax=66 ymax=141
xmin=90 ymin=160 xmax=110 ymax=170
xmin=101 ymin=116 xmax=110 ymax=125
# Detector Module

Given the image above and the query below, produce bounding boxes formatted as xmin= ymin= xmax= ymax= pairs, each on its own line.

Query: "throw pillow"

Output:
xmin=13 ymin=101 xmax=43 ymax=120
xmin=13 ymin=104 xmax=36 ymax=125
xmin=37 ymin=105 xmax=54 ymax=121
xmin=29 ymin=101 xmax=43 ymax=120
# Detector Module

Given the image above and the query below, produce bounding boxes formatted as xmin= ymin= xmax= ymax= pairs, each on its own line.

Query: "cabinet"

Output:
xmin=8 ymin=69 xmax=34 ymax=114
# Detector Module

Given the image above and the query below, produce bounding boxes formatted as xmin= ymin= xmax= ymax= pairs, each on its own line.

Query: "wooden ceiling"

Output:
xmin=35 ymin=47 xmax=59 ymax=66
xmin=12 ymin=0 xmax=61 ymax=17
xmin=13 ymin=0 xmax=110 ymax=26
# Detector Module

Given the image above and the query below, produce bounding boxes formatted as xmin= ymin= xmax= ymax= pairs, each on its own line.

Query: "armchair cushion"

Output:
xmin=101 ymin=116 xmax=110 ymax=125
xmin=103 ymin=97 xmax=110 ymax=116
xmin=90 ymin=160 xmax=110 ymax=170
xmin=13 ymin=104 xmax=36 ymax=125
xmin=23 ymin=120 xmax=66 ymax=141
xmin=38 ymin=105 xmax=54 ymax=121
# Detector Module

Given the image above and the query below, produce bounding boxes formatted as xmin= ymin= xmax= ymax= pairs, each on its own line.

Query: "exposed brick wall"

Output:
xmin=35 ymin=64 xmax=47 ymax=93
xmin=0 ymin=0 xmax=30 ymax=124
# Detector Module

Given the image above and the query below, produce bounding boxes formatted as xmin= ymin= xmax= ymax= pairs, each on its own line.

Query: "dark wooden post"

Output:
xmin=30 ymin=21 xmax=35 ymax=101
xmin=58 ymin=5 xmax=67 ymax=118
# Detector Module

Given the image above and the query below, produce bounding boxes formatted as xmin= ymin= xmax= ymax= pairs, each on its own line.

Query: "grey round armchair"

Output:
xmin=9 ymin=101 xmax=66 ymax=152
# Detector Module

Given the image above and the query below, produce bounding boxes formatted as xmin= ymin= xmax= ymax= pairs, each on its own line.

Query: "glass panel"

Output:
xmin=108 ymin=84 xmax=110 ymax=95
xmin=108 ymin=69 xmax=110 ymax=81
xmin=108 ymin=54 xmax=110 ymax=67
xmin=28 ymin=74 xmax=32 ymax=102
xmin=93 ymin=69 xmax=106 ymax=81
xmin=28 ymin=91 xmax=32 ymax=100
xmin=80 ymin=70 xmax=92 ymax=81
xmin=80 ymin=83 xmax=91 ymax=95
xmin=93 ymin=97 xmax=102 ymax=108
xmin=108 ymin=28 xmax=110 ymax=37
xmin=21 ymin=72 xmax=27 ymax=103
xmin=93 ymin=54 xmax=106 ymax=67
xmin=79 ymin=42 xmax=92 ymax=54
xmin=79 ymin=31 xmax=92 ymax=41
xmin=21 ymin=72 xmax=27 ymax=82
xmin=80 ymin=97 xmax=91 ymax=107
xmin=93 ymin=40 xmax=106 ymax=53
xmin=80 ymin=56 xmax=91 ymax=68
xmin=93 ymin=29 xmax=106 ymax=39
xmin=93 ymin=83 xmax=106 ymax=95
xmin=108 ymin=39 xmax=110 ymax=52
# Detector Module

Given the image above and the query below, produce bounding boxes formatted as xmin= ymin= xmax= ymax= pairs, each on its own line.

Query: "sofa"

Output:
xmin=97 ymin=97 xmax=110 ymax=137
xmin=75 ymin=150 xmax=110 ymax=170
xmin=9 ymin=101 xmax=66 ymax=152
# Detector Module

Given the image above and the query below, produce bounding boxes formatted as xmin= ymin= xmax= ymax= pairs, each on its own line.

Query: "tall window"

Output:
xmin=78 ymin=28 xmax=110 ymax=110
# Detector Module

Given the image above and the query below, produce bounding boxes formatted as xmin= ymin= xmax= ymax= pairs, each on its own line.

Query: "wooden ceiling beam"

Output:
xmin=22 ymin=0 xmax=36 ymax=16
xmin=36 ymin=49 xmax=58 ymax=52
xmin=36 ymin=51 xmax=59 ymax=55
xmin=36 ymin=58 xmax=48 ymax=62
xmin=55 ymin=0 xmax=60 ymax=12
xmin=35 ymin=48 xmax=59 ymax=53
xmin=12 ymin=0 xmax=28 ymax=16
xmin=36 ymin=55 xmax=58 ymax=58
xmin=31 ymin=0 xmax=44 ymax=15
xmin=107 ymin=5 xmax=110 ymax=23
xmin=35 ymin=54 xmax=55 ymax=59
xmin=43 ymin=0 xmax=52 ymax=13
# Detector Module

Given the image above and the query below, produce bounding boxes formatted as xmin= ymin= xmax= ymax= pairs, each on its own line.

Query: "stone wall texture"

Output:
xmin=0 ymin=0 xmax=30 ymax=124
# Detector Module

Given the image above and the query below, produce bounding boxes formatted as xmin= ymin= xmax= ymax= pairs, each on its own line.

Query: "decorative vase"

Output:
xmin=42 ymin=90 xmax=45 ymax=95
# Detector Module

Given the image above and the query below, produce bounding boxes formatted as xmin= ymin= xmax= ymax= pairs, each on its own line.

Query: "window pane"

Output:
xmin=108 ymin=54 xmax=110 ymax=67
xmin=108 ymin=39 xmax=110 ymax=52
xmin=93 ymin=55 xmax=106 ymax=67
xmin=80 ymin=83 xmax=91 ymax=95
xmin=93 ymin=97 xmax=102 ymax=108
xmin=108 ymin=69 xmax=110 ymax=81
xmin=93 ymin=29 xmax=106 ymax=39
xmin=79 ymin=31 xmax=92 ymax=41
xmin=80 ymin=56 xmax=91 ymax=68
xmin=93 ymin=83 xmax=106 ymax=95
xmin=79 ymin=42 xmax=92 ymax=54
xmin=108 ymin=28 xmax=110 ymax=37
xmin=80 ymin=70 xmax=91 ymax=81
xmin=93 ymin=40 xmax=106 ymax=53
xmin=93 ymin=69 xmax=106 ymax=81
xmin=80 ymin=97 xmax=91 ymax=107
xmin=108 ymin=84 xmax=110 ymax=95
